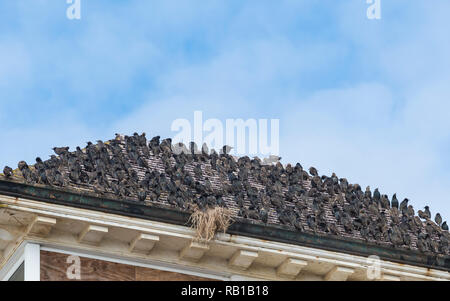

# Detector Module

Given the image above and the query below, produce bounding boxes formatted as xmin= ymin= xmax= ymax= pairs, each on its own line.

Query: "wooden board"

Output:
xmin=40 ymin=251 xmax=213 ymax=281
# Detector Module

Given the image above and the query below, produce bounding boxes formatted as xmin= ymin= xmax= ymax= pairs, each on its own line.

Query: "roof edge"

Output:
xmin=0 ymin=179 xmax=448 ymax=272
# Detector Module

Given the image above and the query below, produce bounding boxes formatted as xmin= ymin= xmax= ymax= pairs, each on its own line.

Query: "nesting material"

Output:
xmin=189 ymin=205 xmax=233 ymax=242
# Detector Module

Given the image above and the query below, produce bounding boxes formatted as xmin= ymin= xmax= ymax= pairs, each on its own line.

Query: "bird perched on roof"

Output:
xmin=365 ymin=186 xmax=372 ymax=199
xmin=391 ymin=193 xmax=399 ymax=209
xmin=201 ymin=143 xmax=209 ymax=156
xmin=309 ymin=167 xmax=318 ymax=177
xmin=339 ymin=178 xmax=348 ymax=191
xmin=189 ymin=141 xmax=199 ymax=155
xmin=53 ymin=146 xmax=69 ymax=156
xmin=259 ymin=208 xmax=268 ymax=224
xmin=400 ymin=198 xmax=409 ymax=212
xmin=435 ymin=213 xmax=442 ymax=226
xmin=406 ymin=205 xmax=415 ymax=217
xmin=3 ymin=166 xmax=13 ymax=178
xmin=193 ymin=164 xmax=202 ymax=178
xmin=373 ymin=188 xmax=381 ymax=202
xmin=18 ymin=161 xmax=37 ymax=184
xmin=262 ymin=155 xmax=281 ymax=165
xmin=442 ymin=221 xmax=449 ymax=231
xmin=219 ymin=145 xmax=233 ymax=155
xmin=388 ymin=226 xmax=404 ymax=247
xmin=380 ymin=194 xmax=390 ymax=209
xmin=137 ymin=189 xmax=147 ymax=202
xmin=418 ymin=206 xmax=431 ymax=220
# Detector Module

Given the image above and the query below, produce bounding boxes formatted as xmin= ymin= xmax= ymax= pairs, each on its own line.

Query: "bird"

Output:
xmin=262 ymin=155 xmax=281 ymax=165
xmin=137 ymin=189 xmax=147 ymax=202
xmin=435 ymin=213 xmax=442 ymax=226
xmin=365 ymin=186 xmax=372 ymax=199
xmin=400 ymin=198 xmax=409 ymax=211
xmin=391 ymin=193 xmax=399 ymax=209
xmin=193 ymin=164 xmax=203 ymax=178
xmin=442 ymin=221 xmax=449 ymax=231
xmin=406 ymin=205 xmax=415 ymax=217
xmin=380 ymin=194 xmax=390 ymax=209
xmin=201 ymin=143 xmax=209 ymax=155
xmin=424 ymin=206 xmax=431 ymax=218
xmin=189 ymin=142 xmax=199 ymax=155
xmin=259 ymin=208 xmax=268 ymax=224
xmin=373 ymin=188 xmax=381 ymax=201
xmin=418 ymin=206 xmax=431 ymax=220
xmin=53 ymin=147 xmax=69 ymax=156
xmin=3 ymin=166 xmax=13 ymax=178
xmin=220 ymin=145 xmax=233 ymax=155
xmin=309 ymin=167 xmax=318 ymax=177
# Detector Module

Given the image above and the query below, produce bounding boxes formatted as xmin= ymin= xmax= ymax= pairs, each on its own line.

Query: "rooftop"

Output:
xmin=0 ymin=133 xmax=449 ymax=271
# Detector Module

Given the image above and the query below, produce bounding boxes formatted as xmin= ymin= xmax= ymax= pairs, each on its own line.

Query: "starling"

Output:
xmin=365 ymin=186 xmax=372 ymax=199
xmin=137 ymin=189 xmax=147 ymax=202
xmin=442 ymin=221 xmax=449 ymax=231
xmin=194 ymin=164 xmax=202 ymax=178
xmin=418 ymin=206 xmax=431 ymax=220
xmin=380 ymin=194 xmax=390 ymax=209
xmin=391 ymin=193 xmax=399 ymax=209
xmin=3 ymin=166 xmax=13 ymax=178
xmin=53 ymin=147 xmax=69 ymax=156
xmin=424 ymin=206 xmax=431 ymax=219
xmin=400 ymin=198 xmax=409 ymax=211
xmin=373 ymin=188 xmax=381 ymax=201
xmin=220 ymin=145 xmax=233 ymax=155
xmin=309 ymin=167 xmax=318 ymax=177
xmin=435 ymin=213 xmax=442 ymax=226
xmin=259 ymin=208 xmax=268 ymax=224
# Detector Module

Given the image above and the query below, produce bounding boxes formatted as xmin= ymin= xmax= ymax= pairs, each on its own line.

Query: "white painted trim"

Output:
xmin=0 ymin=242 xmax=26 ymax=281
xmin=1 ymin=196 xmax=449 ymax=281
xmin=40 ymin=245 xmax=229 ymax=281
xmin=24 ymin=243 xmax=40 ymax=281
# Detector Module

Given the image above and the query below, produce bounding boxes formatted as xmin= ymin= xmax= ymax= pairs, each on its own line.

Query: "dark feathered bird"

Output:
xmin=391 ymin=193 xmax=399 ymax=209
xmin=309 ymin=167 xmax=318 ymax=177
xmin=400 ymin=198 xmax=409 ymax=211
xmin=137 ymin=189 xmax=147 ymax=202
xmin=418 ymin=206 xmax=431 ymax=220
xmin=406 ymin=205 xmax=415 ymax=217
xmin=194 ymin=164 xmax=202 ymax=178
xmin=434 ymin=213 xmax=442 ymax=226
xmin=189 ymin=142 xmax=199 ymax=155
xmin=220 ymin=145 xmax=233 ymax=155
xmin=424 ymin=206 xmax=431 ymax=218
xmin=3 ymin=166 xmax=13 ymax=178
xmin=259 ymin=208 xmax=268 ymax=224
xmin=365 ymin=186 xmax=372 ymax=199
xmin=442 ymin=221 xmax=449 ymax=231
xmin=373 ymin=188 xmax=381 ymax=201
xmin=197 ymin=143 xmax=208 ymax=157
xmin=137 ymin=156 xmax=148 ymax=169
xmin=380 ymin=194 xmax=390 ymax=209
xmin=53 ymin=147 xmax=69 ymax=156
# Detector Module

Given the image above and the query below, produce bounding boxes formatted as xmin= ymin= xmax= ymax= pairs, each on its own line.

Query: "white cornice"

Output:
xmin=1 ymin=194 xmax=449 ymax=281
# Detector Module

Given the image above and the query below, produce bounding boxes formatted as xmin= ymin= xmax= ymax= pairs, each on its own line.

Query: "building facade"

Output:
xmin=0 ymin=134 xmax=449 ymax=281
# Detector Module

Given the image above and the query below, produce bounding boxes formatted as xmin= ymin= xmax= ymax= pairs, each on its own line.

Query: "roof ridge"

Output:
xmin=0 ymin=132 xmax=448 ymax=257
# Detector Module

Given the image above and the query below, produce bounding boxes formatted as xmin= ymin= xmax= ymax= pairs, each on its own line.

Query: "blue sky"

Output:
xmin=1 ymin=1 xmax=449 ymax=220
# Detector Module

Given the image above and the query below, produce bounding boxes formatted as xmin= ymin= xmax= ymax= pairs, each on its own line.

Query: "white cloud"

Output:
xmin=1 ymin=0 xmax=450 ymax=221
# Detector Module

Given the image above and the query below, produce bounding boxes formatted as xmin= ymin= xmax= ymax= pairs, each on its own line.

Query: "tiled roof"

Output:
xmin=1 ymin=133 xmax=449 ymax=257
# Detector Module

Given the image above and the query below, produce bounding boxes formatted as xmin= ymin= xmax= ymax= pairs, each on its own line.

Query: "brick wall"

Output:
xmin=40 ymin=250 xmax=214 ymax=281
